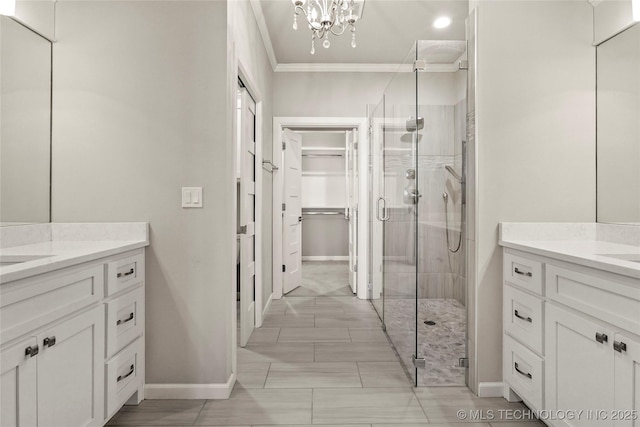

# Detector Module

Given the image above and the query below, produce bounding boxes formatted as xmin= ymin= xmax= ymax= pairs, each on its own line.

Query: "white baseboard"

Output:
xmin=145 ymin=373 xmax=236 ymax=399
xmin=477 ymin=381 xmax=504 ymax=398
xmin=302 ymin=256 xmax=349 ymax=261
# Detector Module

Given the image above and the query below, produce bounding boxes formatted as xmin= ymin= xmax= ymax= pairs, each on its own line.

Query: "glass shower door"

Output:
xmin=381 ymin=44 xmax=420 ymax=386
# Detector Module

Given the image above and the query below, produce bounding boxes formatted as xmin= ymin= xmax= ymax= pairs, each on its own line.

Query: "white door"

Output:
xmin=346 ymin=129 xmax=358 ymax=293
xmin=37 ymin=307 xmax=104 ymax=427
xmin=1 ymin=337 xmax=38 ymax=427
xmin=545 ymin=304 xmax=615 ymax=426
xmin=239 ymin=88 xmax=256 ymax=347
xmin=613 ymin=333 xmax=640 ymax=426
xmin=283 ymin=128 xmax=302 ymax=295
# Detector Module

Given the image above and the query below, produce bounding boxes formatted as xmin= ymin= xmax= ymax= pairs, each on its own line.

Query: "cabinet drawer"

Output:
xmin=546 ymin=264 xmax=640 ymax=336
xmin=1 ymin=265 xmax=104 ymax=345
xmin=504 ymin=252 xmax=543 ymax=295
xmin=106 ymin=252 xmax=144 ymax=296
xmin=105 ymin=338 xmax=142 ymax=419
xmin=105 ymin=287 xmax=144 ymax=358
xmin=504 ymin=285 xmax=544 ymax=355
xmin=504 ymin=335 xmax=543 ymax=411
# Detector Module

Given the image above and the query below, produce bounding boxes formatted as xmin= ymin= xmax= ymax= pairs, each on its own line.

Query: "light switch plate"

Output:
xmin=182 ymin=187 xmax=203 ymax=208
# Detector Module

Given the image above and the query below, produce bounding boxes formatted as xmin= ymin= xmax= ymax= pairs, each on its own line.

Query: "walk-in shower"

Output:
xmin=368 ymin=39 xmax=469 ymax=387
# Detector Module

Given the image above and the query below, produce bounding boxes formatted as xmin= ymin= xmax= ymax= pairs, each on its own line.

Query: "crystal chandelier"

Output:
xmin=291 ymin=0 xmax=365 ymax=55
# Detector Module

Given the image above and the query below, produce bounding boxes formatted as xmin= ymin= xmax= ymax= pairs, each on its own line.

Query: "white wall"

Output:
xmin=472 ymin=0 xmax=596 ymax=387
xmin=274 ymin=72 xmax=395 ymax=117
xmin=52 ymin=1 xmax=232 ymax=386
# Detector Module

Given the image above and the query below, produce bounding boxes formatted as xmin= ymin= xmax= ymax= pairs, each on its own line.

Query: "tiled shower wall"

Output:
xmin=383 ymin=100 xmax=466 ymax=306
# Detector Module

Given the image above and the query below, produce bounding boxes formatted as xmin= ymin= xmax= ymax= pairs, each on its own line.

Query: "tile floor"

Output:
xmin=107 ymin=262 xmax=544 ymax=426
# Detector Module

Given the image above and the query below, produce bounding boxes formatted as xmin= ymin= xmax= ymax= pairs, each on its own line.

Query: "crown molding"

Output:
xmin=249 ymin=0 xmax=278 ymax=71
xmin=274 ymin=62 xmax=459 ymax=73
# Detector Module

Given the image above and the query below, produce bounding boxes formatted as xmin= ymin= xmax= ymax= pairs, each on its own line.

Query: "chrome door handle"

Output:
xmin=43 ymin=336 xmax=56 ymax=348
xmin=596 ymin=332 xmax=608 ymax=344
xmin=514 ymin=310 xmax=532 ymax=323
xmin=514 ymin=268 xmax=532 ymax=277
xmin=514 ymin=362 xmax=532 ymax=379
xmin=117 ymin=268 xmax=135 ymax=279
xmin=117 ymin=312 xmax=135 ymax=326
xmin=117 ymin=364 xmax=135 ymax=382
xmin=614 ymin=341 xmax=627 ymax=353
xmin=377 ymin=197 xmax=389 ymax=221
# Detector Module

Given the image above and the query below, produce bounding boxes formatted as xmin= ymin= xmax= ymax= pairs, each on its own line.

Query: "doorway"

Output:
xmin=272 ymin=118 xmax=368 ymax=300
xmin=291 ymin=128 xmax=354 ymax=297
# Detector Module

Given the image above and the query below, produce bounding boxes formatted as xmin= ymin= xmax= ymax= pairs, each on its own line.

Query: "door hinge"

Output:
xmin=413 ymin=60 xmax=426 ymax=72
xmin=458 ymin=357 xmax=469 ymax=368
xmin=459 ymin=60 xmax=469 ymax=70
xmin=354 ymin=142 xmax=358 ymax=150
xmin=282 ymin=203 xmax=286 ymax=211
xmin=368 ymin=125 xmax=373 ymax=137
xmin=412 ymin=354 xmax=426 ymax=369
xmin=353 ymin=263 xmax=358 ymax=273
xmin=238 ymin=225 xmax=247 ymax=234
xmin=282 ymin=142 xmax=286 ymax=150
xmin=282 ymin=264 xmax=286 ymax=272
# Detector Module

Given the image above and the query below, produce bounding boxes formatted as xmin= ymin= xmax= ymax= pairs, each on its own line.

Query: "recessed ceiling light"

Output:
xmin=433 ymin=16 xmax=452 ymax=29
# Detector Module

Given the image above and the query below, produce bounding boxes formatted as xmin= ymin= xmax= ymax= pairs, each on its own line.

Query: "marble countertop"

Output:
xmin=499 ymin=223 xmax=640 ymax=279
xmin=0 ymin=223 xmax=149 ymax=283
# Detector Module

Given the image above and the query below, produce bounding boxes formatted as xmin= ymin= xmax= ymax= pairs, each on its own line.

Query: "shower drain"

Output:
xmin=424 ymin=320 xmax=437 ymax=326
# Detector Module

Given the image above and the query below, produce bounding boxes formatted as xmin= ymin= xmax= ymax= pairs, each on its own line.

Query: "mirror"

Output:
xmin=596 ymin=22 xmax=640 ymax=225
xmin=0 ymin=16 xmax=52 ymax=225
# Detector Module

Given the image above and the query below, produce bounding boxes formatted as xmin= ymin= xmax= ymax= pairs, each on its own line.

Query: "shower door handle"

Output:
xmin=376 ymin=197 xmax=389 ymax=221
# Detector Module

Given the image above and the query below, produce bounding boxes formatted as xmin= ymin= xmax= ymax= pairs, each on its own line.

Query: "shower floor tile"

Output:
xmin=383 ymin=298 xmax=467 ymax=386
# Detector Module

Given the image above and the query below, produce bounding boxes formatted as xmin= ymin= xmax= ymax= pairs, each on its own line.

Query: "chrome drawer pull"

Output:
xmin=596 ymin=332 xmax=609 ymax=344
xmin=25 ymin=345 xmax=39 ymax=357
xmin=117 ymin=364 xmax=135 ymax=382
xmin=514 ymin=268 xmax=532 ymax=277
xmin=514 ymin=362 xmax=532 ymax=379
xmin=514 ymin=310 xmax=532 ymax=323
xmin=117 ymin=312 xmax=134 ymax=326
xmin=614 ymin=341 xmax=627 ymax=353
xmin=117 ymin=268 xmax=135 ymax=279
xmin=43 ymin=336 xmax=56 ymax=348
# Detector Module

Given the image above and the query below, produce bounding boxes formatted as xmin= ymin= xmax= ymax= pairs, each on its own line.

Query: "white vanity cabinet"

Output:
xmin=613 ymin=333 xmax=640 ymax=426
xmin=1 ymin=337 xmax=38 ymax=427
xmin=0 ymin=247 xmax=146 ymax=427
xmin=502 ymin=247 xmax=640 ymax=427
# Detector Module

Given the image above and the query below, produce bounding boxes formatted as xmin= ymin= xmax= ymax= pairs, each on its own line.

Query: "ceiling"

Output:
xmin=258 ymin=0 xmax=469 ymax=65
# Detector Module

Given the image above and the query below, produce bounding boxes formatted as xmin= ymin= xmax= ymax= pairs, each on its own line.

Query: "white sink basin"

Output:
xmin=599 ymin=253 xmax=640 ymax=263
xmin=0 ymin=254 xmax=54 ymax=267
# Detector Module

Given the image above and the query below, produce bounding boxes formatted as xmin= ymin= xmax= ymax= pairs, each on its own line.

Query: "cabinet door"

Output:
xmin=37 ymin=306 xmax=104 ymax=427
xmin=546 ymin=304 xmax=614 ymax=426
xmin=0 ymin=337 xmax=38 ymax=427
xmin=614 ymin=333 xmax=640 ymax=427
